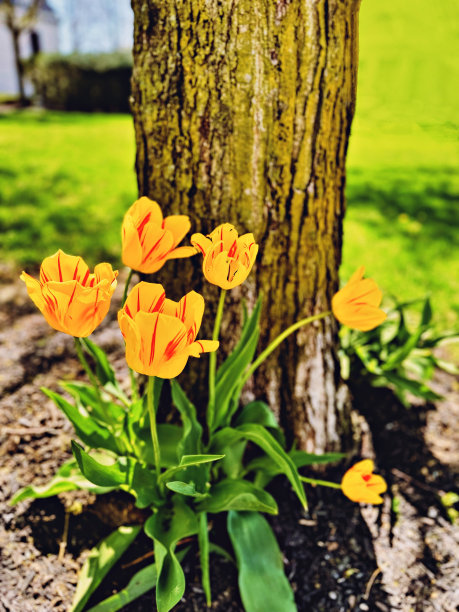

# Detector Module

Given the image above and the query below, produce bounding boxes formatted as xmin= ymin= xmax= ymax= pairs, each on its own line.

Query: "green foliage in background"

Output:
xmin=340 ymin=297 xmax=458 ymax=406
xmin=28 ymin=52 xmax=132 ymax=112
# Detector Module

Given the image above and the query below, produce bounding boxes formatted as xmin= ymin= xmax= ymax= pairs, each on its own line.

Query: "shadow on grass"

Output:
xmin=0 ymin=180 xmax=130 ymax=266
xmin=347 ymin=169 xmax=459 ymax=243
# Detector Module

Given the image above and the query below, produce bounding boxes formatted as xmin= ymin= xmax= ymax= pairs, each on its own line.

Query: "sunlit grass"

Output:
xmin=0 ymin=110 xmax=136 ymax=268
xmin=343 ymin=0 xmax=459 ymax=330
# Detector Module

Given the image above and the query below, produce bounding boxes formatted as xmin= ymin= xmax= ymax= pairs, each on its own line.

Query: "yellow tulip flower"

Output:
xmin=332 ymin=266 xmax=387 ymax=331
xmin=122 ymin=197 xmax=196 ymax=274
xmin=341 ymin=459 xmax=387 ymax=504
xmin=118 ymin=282 xmax=219 ymax=378
xmin=20 ymin=250 xmax=118 ymax=337
xmin=191 ymin=223 xmax=258 ymax=290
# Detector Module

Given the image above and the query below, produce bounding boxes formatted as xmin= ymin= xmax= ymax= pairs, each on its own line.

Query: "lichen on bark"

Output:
xmin=130 ymin=0 xmax=361 ymax=452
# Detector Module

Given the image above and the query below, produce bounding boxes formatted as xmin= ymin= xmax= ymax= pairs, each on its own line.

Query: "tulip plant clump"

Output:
xmin=16 ymin=197 xmax=388 ymax=612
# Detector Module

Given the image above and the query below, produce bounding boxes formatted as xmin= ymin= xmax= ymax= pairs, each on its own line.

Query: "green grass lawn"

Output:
xmin=0 ymin=0 xmax=457 ymax=333
xmin=343 ymin=0 xmax=459 ymax=330
xmin=0 ymin=111 xmax=137 ymax=268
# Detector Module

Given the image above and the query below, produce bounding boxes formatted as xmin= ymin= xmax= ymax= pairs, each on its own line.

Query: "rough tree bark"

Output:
xmin=130 ymin=0 xmax=361 ymax=453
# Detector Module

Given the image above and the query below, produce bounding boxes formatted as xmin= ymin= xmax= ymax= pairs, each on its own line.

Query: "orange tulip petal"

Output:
xmin=20 ymin=271 xmax=45 ymax=311
xmin=349 ymin=459 xmax=375 ymax=473
xmin=346 ymin=278 xmax=382 ymax=307
xmin=188 ymin=339 xmax=220 ymax=357
xmin=92 ymin=263 xmax=118 ymax=286
xmin=44 ymin=281 xmax=112 ymax=337
xmin=122 ymin=217 xmax=145 ymax=270
xmin=207 ymin=248 xmax=252 ymax=290
xmin=162 ymin=215 xmax=191 ymax=248
xmin=124 ymin=282 xmax=166 ymax=318
xmin=119 ymin=311 xmax=143 ymax=372
xmin=161 ymin=291 xmax=205 ymax=343
xmin=118 ymin=282 xmax=216 ymax=378
xmin=40 ymin=250 xmax=90 ymax=285
xmin=175 ymin=291 xmax=205 ymax=342
xmin=203 ymin=248 xmax=231 ymax=289
xmin=165 ymin=246 xmax=198 ymax=261
xmin=122 ymin=199 xmax=193 ymax=273
xmin=332 ymin=267 xmax=386 ymax=331
xmin=190 ymin=233 xmax=213 ymax=256
xmin=22 ymin=254 xmax=117 ymax=337
xmin=132 ymin=311 xmax=188 ymax=377
xmin=153 ymin=353 xmax=190 ymax=379
xmin=193 ymin=224 xmax=258 ymax=290
xmin=140 ymin=224 xmax=174 ymax=267
xmin=237 ymin=233 xmax=256 ymax=250
xmin=341 ymin=459 xmax=387 ymax=504
xmin=129 ymin=197 xmax=163 ymax=228
xmin=347 ymin=265 xmax=365 ymax=285
xmin=338 ymin=307 xmax=387 ymax=332
xmin=208 ymin=223 xmax=239 ymax=251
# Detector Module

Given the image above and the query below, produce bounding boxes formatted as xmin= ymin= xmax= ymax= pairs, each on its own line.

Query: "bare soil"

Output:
xmin=1 ymin=267 xmax=458 ymax=611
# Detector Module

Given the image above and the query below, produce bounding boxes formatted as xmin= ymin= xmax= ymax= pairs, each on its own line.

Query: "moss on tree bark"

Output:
xmin=131 ymin=0 xmax=361 ymax=452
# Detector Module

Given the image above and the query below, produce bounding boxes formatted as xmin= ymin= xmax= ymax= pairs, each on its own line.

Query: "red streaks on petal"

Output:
xmin=68 ymin=283 xmax=77 ymax=308
xmin=228 ymin=239 xmax=237 ymax=258
xmin=57 ymin=252 xmax=63 ymax=282
xmin=149 ymin=315 xmax=160 ymax=365
xmin=142 ymin=234 xmax=168 ymax=265
xmin=137 ymin=212 xmax=151 ymax=243
xmin=73 ymin=258 xmax=80 ymax=280
xmin=82 ymin=269 xmax=90 ymax=286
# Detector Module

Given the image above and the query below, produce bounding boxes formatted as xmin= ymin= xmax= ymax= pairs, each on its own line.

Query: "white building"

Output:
xmin=0 ymin=0 xmax=58 ymax=95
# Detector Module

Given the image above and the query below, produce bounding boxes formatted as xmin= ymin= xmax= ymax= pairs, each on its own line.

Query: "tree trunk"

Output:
xmin=130 ymin=0 xmax=361 ymax=453
xmin=11 ymin=27 xmax=27 ymax=106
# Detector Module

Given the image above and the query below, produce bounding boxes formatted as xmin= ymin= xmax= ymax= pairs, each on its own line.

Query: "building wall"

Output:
xmin=0 ymin=8 xmax=58 ymax=95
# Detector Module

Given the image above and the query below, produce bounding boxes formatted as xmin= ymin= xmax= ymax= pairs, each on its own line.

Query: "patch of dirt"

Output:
xmin=1 ymin=273 xmax=458 ymax=611
xmin=351 ymin=375 xmax=459 ymax=612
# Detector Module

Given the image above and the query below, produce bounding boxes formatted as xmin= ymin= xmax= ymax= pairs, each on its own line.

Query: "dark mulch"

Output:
xmin=1 ymin=270 xmax=458 ymax=611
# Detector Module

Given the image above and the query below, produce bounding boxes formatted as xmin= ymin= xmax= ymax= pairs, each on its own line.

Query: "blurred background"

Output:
xmin=0 ymin=0 xmax=458 ymax=333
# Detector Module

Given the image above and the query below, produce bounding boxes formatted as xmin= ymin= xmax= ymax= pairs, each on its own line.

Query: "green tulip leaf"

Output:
xmin=235 ymin=401 xmax=279 ymax=429
xmin=228 ymin=511 xmax=297 ymax=612
xmin=211 ymin=424 xmax=307 ymax=509
xmin=170 ymin=380 xmax=203 ymax=457
xmin=198 ymin=479 xmax=278 ymax=514
xmin=42 ymin=388 xmax=121 ymax=454
xmin=70 ymin=525 xmax=141 ymax=612
xmin=144 ymin=496 xmax=198 ymax=612
xmin=10 ymin=458 xmax=113 ymax=504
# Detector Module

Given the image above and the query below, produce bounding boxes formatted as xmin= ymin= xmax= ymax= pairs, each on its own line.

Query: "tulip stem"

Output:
xmin=239 ymin=310 xmax=332 ymax=391
xmin=129 ymin=368 xmax=139 ymax=402
xmin=300 ymin=475 xmax=342 ymax=489
xmin=73 ymin=337 xmax=132 ymax=408
xmin=121 ymin=269 xmax=134 ymax=307
xmin=74 ymin=337 xmax=102 ymax=397
xmin=147 ymin=376 xmax=161 ymax=476
xmin=227 ymin=311 xmax=332 ymax=416
xmin=198 ymin=512 xmax=211 ymax=606
xmin=207 ymin=289 xmax=227 ymax=430
xmin=121 ymin=270 xmax=139 ymax=403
